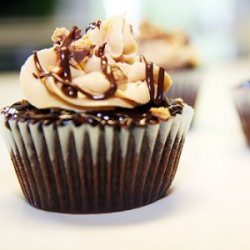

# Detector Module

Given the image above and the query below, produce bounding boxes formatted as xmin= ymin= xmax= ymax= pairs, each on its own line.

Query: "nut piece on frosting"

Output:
xmin=51 ymin=27 xmax=70 ymax=43
xmin=111 ymin=65 xmax=127 ymax=84
xmin=175 ymin=98 xmax=184 ymax=105
xmin=150 ymin=107 xmax=171 ymax=120
xmin=20 ymin=15 xmax=173 ymax=111
xmin=71 ymin=35 xmax=93 ymax=51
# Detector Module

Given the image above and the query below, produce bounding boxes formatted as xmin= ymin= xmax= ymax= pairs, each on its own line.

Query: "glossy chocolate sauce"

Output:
xmin=59 ymin=47 xmax=72 ymax=81
xmin=33 ymin=26 xmax=118 ymax=100
xmin=85 ymin=20 xmax=102 ymax=33
xmin=2 ymin=99 xmax=184 ymax=127
xmin=61 ymin=26 xmax=82 ymax=47
xmin=9 ymin=23 xmax=185 ymax=128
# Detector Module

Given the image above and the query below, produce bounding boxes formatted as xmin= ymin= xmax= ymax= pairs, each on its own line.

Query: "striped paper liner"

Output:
xmin=0 ymin=105 xmax=193 ymax=213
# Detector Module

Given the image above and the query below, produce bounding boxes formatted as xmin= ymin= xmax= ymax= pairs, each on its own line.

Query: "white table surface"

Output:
xmin=0 ymin=61 xmax=250 ymax=250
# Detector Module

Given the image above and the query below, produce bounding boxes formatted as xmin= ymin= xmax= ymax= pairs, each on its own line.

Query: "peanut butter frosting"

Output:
xmin=138 ymin=20 xmax=200 ymax=70
xmin=20 ymin=16 xmax=172 ymax=110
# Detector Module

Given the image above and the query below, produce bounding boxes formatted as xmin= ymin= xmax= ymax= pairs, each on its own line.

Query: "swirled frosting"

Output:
xmin=20 ymin=16 xmax=172 ymax=110
xmin=139 ymin=21 xmax=200 ymax=70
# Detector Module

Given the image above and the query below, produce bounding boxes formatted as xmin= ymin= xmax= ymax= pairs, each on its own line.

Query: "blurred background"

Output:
xmin=0 ymin=0 xmax=249 ymax=71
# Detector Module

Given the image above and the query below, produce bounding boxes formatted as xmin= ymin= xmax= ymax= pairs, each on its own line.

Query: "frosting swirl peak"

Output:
xmin=20 ymin=16 xmax=172 ymax=110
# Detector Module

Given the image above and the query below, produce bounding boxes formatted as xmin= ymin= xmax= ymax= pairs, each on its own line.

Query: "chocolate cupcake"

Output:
xmin=138 ymin=20 xmax=202 ymax=108
xmin=0 ymin=16 xmax=193 ymax=213
xmin=233 ymin=80 xmax=250 ymax=146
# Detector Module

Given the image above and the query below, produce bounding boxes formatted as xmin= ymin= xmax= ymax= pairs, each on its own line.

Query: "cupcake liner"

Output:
xmin=233 ymin=88 xmax=250 ymax=146
xmin=166 ymin=69 xmax=202 ymax=108
xmin=0 ymin=105 xmax=193 ymax=213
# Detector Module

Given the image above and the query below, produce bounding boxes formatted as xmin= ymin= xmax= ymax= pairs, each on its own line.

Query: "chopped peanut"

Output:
xmin=71 ymin=35 xmax=93 ymax=51
xmin=70 ymin=35 xmax=95 ymax=69
xmin=175 ymin=98 xmax=184 ymax=105
xmin=51 ymin=27 xmax=70 ymax=43
xmin=150 ymin=107 xmax=171 ymax=120
xmin=111 ymin=65 xmax=127 ymax=84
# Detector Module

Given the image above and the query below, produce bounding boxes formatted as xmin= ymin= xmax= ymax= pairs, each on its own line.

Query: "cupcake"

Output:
xmin=138 ymin=20 xmax=201 ymax=108
xmin=233 ymin=80 xmax=250 ymax=146
xmin=0 ymin=16 xmax=193 ymax=213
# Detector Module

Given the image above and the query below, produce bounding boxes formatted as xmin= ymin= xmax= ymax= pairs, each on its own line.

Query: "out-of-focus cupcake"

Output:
xmin=0 ymin=16 xmax=193 ymax=213
xmin=233 ymin=80 xmax=250 ymax=146
xmin=138 ymin=20 xmax=202 ymax=108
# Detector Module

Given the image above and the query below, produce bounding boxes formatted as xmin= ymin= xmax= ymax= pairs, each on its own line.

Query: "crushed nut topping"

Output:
xmin=52 ymin=28 xmax=96 ymax=70
xmin=51 ymin=27 xmax=70 ymax=43
xmin=70 ymin=36 xmax=96 ymax=68
xmin=71 ymin=35 xmax=93 ymax=51
xmin=150 ymin=107 xmax=171 ymax=120
xmin=175 ymin=98 xmax=184 ymax=105
xmin=111 ymin=65 xmax=127 ymax=84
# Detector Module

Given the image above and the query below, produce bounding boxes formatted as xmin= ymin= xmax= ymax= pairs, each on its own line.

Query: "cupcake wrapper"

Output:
xmin=233 ymin=90 xmax=250 ymax=146
xmin=0 ymin=105 xmax=193 ymax=213
xmin=166 ymin=69 xmax=202 ymax=108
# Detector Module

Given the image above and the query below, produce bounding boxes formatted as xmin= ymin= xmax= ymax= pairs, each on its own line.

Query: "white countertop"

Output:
xmin=1 ymin=62 xmax=250 ymax=250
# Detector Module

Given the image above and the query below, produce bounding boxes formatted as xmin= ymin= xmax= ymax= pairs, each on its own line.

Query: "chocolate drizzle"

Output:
xmin=2 ymin=100 xmax=184 ymax=128
xmin=61 ymin=85 xmax=78 ymax=98
xmin=96 ymin=43 xmax=106 ymax=57
xmin=156 ymin=67 xmax=165 ymax=104
xmin=33 ymin=27 xmax=118 ymax=101
xmin=146 ymin=63 xmax=154 ymax=101
xmin=33 ymin=24 xmax=168 ymax=107
xmin=59 ymin=47 xmax=71 ymax=81
xmin=61 ymin=26 xmax=82 ymax=47
xmin=92 ymin=43 xmax=117 ymax=100
xmin=34 ymin=26 xmax=85 ymax=98
xmin=33 ymin=51 xmax=46 ymax=75
xmin=85 ymin=20 xmax=102 ymax=33
xmin=145 ymin=60 xmax=165 ymax=106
